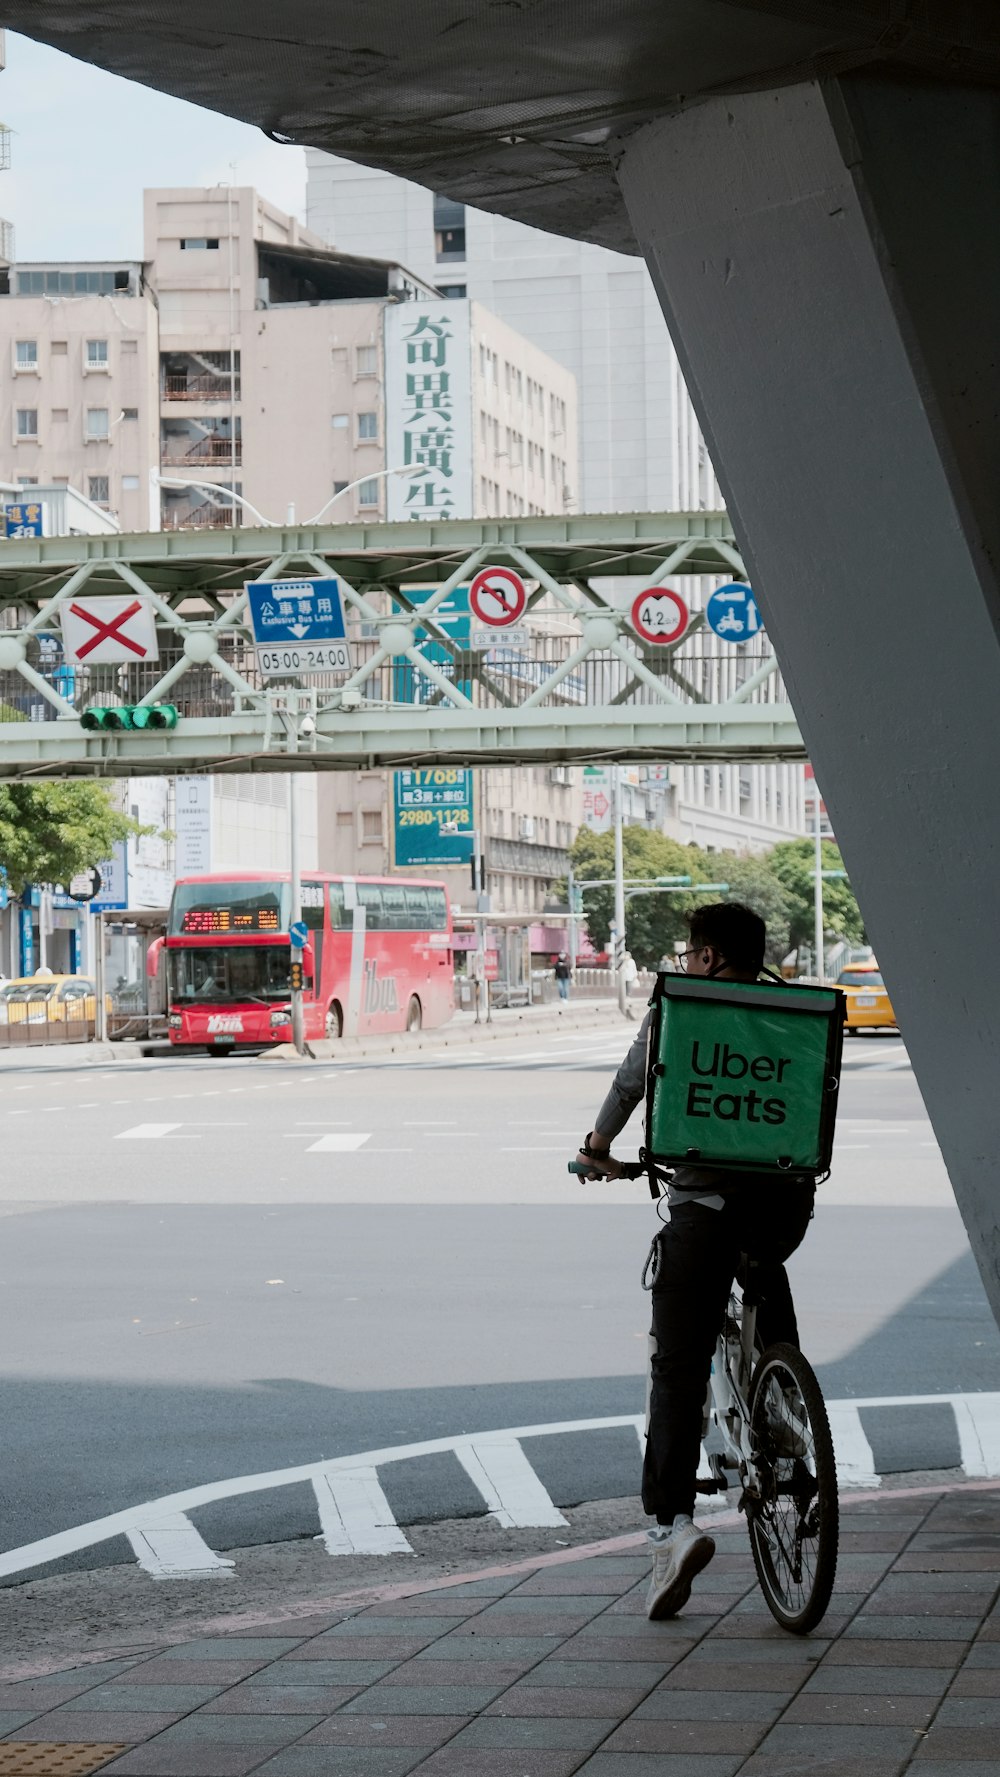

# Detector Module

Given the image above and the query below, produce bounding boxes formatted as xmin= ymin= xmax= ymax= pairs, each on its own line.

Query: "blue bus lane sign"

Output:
xmin=246 ymin=577 xmax=352 ymax=676
xmin=705 ymin=582 xmax=763 ymax=643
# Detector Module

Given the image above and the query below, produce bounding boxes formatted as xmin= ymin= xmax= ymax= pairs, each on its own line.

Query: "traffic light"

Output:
xmin=290 ymin=958 xmax=305 ymax=992
xmin=80 ymin=704 xmax=179 ymax=731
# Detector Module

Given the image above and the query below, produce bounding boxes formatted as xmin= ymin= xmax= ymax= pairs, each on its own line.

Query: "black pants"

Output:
xmin=642 ymin=1182 xmax=815 ymax=1524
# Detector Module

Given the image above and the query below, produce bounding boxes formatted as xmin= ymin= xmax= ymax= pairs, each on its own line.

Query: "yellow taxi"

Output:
xmin=0 ymin=973 xmax=99 ymax=1035
xmin=836 ymin=961 xmax=897 ymax=1034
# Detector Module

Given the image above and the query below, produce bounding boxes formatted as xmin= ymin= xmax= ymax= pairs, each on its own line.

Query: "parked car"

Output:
xmin=836 ymin=962 xmax=897 ymax=1034
xmin=0 ymin=973 xmax=100 ymax=1033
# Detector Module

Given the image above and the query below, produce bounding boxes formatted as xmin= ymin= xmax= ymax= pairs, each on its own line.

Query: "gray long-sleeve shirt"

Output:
xmin=594 ymin=1009 xmax=736 ymax=1207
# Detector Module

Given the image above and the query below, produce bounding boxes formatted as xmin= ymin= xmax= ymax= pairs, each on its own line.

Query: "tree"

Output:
xmin=767 ymin=837 xmax=865 ymax=954
xmin=710 ymin=852 xmax=792 ymax=968
xmin=567 ymin=827 xmax=714 ymax=969
xmin=0 ymin=782 xmax=138 ymax=897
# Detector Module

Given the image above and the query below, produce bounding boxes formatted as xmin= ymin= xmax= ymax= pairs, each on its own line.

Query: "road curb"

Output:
xmin=257 ymin=1001 xmax=630 ymax=1063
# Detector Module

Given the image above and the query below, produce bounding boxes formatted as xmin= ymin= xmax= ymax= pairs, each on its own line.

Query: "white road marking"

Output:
xmin=404 ymin=1120 xmax=458 ymax=1126
xmin=826 ymin=1401 xmax=881 ymax=1489
xmin=306 ymin=1133 xmax=371 ymax=1153
xmin=947 ymin=1396 xmax=1000 ymax=1478
xmin=3 ymin=1396 xmax=999 ymax=1583
xmin=453 ymin=1438 xmax=568 ymax=1529
xmin=125 ymin=1511 xmax=235 ymax=1581
xmin=115 ymin=1123 xmax=183 ymax=1141
xmin=312 ymin=1467 xmax=413 ymax=1557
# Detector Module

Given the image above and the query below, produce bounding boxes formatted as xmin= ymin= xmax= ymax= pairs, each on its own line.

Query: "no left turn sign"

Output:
xmin=630 ymin=587 xmax=689 ymax=646
xmin=469 ymin=566 xmax=527 ymax=628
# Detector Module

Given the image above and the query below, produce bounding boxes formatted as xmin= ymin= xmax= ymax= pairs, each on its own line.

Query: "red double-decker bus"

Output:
xmin=165 ymin=872 xmax=453 ymax=1052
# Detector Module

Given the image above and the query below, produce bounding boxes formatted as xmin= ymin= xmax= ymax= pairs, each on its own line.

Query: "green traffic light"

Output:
xmin=80 ymin=705 xmax=132 ymax=730
xmin=132 ymin=703 xmax=179 ymax=730
xmin=81 ymin=703 xmax=178 ymax=731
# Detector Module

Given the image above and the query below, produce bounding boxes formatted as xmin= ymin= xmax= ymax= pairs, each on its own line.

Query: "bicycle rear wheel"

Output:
xmin=746 ymin=1341 xmax=838 ymax=1634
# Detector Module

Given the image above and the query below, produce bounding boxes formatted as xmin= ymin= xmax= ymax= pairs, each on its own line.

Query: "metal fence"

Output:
xmin=0 ymin=992 xmax=94 ymax=1048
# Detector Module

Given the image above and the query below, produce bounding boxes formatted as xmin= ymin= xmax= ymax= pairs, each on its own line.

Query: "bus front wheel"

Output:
xmin=406 ymin=996 xmax=422 ymax=1034
xmin=326 ymin=1001 xmax=344 ymax=1039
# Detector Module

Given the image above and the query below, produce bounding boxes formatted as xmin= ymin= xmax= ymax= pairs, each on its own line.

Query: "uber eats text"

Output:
xmin=685 ymin=1041 xmax=789 ymax=1125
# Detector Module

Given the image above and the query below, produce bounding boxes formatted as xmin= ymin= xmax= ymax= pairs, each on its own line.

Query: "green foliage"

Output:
xmin=767 ymin=838 xmax=865 ymax=950
xmin=568 ymin=826 xmax=717 ymax=969
xmin=563 ymin=827 xmax=852 ymax=971
xmin=0 ymin=781 xmax=138 ymax=897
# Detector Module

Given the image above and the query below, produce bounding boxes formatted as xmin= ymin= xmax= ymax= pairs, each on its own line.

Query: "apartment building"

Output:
xmin=0 ymin=261 xmax=160 ymax=529
xmin=0 ymin=188 xmax=577 ymax=535
xmin=317 ymin=765 xmax=582 ymax=917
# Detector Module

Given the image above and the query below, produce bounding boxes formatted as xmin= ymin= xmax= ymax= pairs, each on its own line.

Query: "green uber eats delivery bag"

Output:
xmin=645 ymin=974 xmax=845 ymax=1178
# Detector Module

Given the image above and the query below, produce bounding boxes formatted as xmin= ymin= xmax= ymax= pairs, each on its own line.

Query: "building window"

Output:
xmin=122 ymin=407 xmax=138 ymax=420
xmin=433 ymin=192 xmax=466 ymax=263
xmin=86 ymin=339 xmax=109 ymax=368
xmin=85 ymin=407 xmax=109 ymax=440
xmin=122 ymin=475 xmax=140 ymax=491
xmin=357 ymin=411 xmax=378 ymax=442
xmin=361 ymin=810 xmax=383 ymax=844
xmin=331 ymin=413 xmax=349 ymax=429
xmin=15 ymin=340 xmax=38 ymax=370
xmin=16 ymin=475 xmax=38 ymax=486
xmin=15 ymin=409 xmax=38 ymax=439
xmin=332 ymin=480 xmax=349 ymax=500
xmin=437 ymin=284 xmax=466 ymax=299
xmin=180 ymin=238 xmax=220 ymax=250
xmin=357 ymin=478 xmax=379 ymax=508
xmin=88 ymin=475 xmax=110 ymax=504
xmin=355 ymin=344 xmax=377 ymax=376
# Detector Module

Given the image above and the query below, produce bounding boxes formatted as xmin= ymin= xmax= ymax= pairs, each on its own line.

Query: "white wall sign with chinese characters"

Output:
xmin=385 ymin=301 xmax=473 ymax=522
xmin=581 ymin=766 xmax=613 ymax=834
xmin=175 ymin=776 xmax=214 ymax=876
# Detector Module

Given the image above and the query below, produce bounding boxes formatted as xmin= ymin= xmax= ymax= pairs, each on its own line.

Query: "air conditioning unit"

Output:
xmin=549 ymin=766 xmax=569 ymax=785
xmin=521 ymin=816 xmax=536 ymax=839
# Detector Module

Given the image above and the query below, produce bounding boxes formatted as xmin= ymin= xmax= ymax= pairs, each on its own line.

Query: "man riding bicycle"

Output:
xmin=576 ymin=902 xmax=816 ymax=1620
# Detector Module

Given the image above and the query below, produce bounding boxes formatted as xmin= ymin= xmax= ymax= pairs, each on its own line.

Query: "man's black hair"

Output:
xmin=687 ymin=901 xmax=766 ymax=974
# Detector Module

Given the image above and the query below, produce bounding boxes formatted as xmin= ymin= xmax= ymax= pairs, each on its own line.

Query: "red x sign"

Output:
xmin=62 ymin=595 xmax=159 ymax=665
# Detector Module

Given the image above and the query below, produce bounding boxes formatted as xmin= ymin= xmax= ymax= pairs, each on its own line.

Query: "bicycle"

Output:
xmin=569 ymin=1156 xmax=839 ymax=1634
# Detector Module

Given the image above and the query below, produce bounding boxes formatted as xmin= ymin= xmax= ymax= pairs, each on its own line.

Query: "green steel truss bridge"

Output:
xmin=0 ymin=512 xmax=802 ymax=779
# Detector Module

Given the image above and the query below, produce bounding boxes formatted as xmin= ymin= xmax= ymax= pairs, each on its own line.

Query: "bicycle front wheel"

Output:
xmin=747 ymin=1341 xmax=838 ymax=1634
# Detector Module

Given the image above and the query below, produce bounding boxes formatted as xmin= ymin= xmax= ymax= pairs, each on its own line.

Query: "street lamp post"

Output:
xmin=153 ymin=464 xmax=419 ymax=531
xmin=612 ymin=767 xmax=628 ymax=1016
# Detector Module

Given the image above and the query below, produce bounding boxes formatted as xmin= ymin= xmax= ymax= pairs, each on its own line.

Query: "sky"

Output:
xmin=0 ymin=31 xmax=308 ymax=261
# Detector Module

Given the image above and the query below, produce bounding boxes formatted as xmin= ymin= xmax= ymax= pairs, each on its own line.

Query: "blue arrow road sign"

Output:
xmin=245 ymin=577 xmax=351 ymax=677
xmin=289 ymin=921 xmax=309 ymax=949
xmin=705 ymin=582 xmax=762 ymax=643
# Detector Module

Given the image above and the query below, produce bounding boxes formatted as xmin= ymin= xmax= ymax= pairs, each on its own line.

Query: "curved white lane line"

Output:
xmin=3 ymin=1393 xmax=998 ymax=1582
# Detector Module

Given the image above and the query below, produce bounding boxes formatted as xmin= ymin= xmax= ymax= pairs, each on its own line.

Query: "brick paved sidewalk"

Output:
xmin=2 ymin=1485 xmax=999 ymax=1777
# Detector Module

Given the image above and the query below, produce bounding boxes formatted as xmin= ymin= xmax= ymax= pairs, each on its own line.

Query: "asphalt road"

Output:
xmin=1 ymin=1023 xmax=997 ymax=1583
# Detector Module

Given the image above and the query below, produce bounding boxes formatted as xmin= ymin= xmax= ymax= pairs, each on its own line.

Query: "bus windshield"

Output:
xmin=169 ymin=879 xmax=289 ymax=936
xmin=169 ymin=945 xmax=291 ymax=1003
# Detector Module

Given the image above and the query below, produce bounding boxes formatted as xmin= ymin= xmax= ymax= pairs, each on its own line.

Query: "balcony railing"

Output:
xmin=162 ymin=373 xmax=241 ymax=402
xmin=160 ymin=435 xmax=242 ymax=467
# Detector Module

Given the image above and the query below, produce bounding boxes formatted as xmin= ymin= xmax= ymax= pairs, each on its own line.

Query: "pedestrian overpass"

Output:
xmin=0 ymin=511 xmax=800 ymax=778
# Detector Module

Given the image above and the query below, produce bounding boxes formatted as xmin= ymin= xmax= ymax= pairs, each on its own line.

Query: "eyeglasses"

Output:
xmin=678 ymin=948 xmax=701 ymax=971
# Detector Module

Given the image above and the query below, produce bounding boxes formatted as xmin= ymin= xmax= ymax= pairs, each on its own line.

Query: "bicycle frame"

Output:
xmin=701 ymin=1280 xmax=765 ymax=1503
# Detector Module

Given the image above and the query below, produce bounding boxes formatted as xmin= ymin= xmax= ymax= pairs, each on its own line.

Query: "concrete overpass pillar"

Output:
xmin=615 ymin=78 xmax=1000 ymax=1322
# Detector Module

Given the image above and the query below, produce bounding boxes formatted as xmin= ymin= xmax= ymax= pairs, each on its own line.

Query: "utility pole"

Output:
xmin=813 ymin=773 xmax=824 ymax=982
xmin=567 ymin=863 xmax=578 ymax=981
xmin=613 ymin=766 xmax=628 ymax=1017
xmin=289 ymin=776 xmax=305 ymax=1055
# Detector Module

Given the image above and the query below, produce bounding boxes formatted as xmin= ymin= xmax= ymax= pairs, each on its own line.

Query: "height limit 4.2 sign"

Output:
xmin=246 ymin=577 xmax=352 ymax=677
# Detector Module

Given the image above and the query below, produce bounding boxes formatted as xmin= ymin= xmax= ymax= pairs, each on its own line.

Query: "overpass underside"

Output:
xmin=0 ymin=513 xmax=801 ymax=778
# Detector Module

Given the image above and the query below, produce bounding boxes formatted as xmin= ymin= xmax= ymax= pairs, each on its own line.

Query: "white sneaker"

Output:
xmin=646 ymin=1519 xmax=716 ymax=1619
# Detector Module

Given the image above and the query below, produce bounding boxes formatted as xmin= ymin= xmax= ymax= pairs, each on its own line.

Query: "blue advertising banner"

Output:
xmin=394 ymin=768 xmax=474 ymax=867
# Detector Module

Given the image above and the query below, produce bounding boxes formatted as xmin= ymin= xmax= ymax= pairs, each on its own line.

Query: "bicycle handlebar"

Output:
xmin=566 ymin=1159 xmax=650 ymax=1180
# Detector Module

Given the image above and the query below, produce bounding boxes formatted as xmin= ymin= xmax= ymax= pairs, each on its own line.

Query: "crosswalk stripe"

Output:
xmin=951 ymin=1395 xmax=1000 ymax=1477
xmin=453 ymin=1437 xmax=569 ymax=1529
xmin=826 ymin=1401 xmax=881 ymax=1488
xmin=312 ymin=1466 xmax=413 ymax=1556
xmin=125 ymin=1511 xmax=235 ymax=1580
